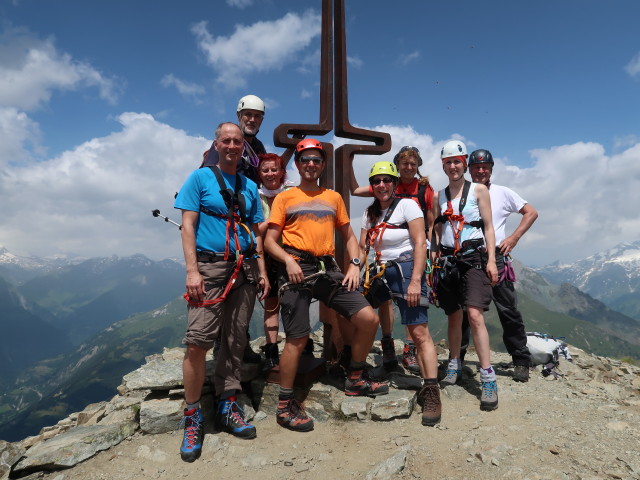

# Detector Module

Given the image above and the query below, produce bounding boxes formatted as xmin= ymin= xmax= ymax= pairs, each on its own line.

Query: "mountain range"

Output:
xmin=0 ymin=244 xmax=638 ymax=441
xmin=536 ymin=240 xmax=640 ymax=321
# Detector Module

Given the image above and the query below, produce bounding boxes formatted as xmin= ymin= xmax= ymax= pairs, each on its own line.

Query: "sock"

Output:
xmin=348 ymin=360 xmax=367 ymax=379
xmin=479 ymin=366 xmax=497 ymax=382
xmin=422 ymin=378 xmax=438 ymax=386
xmin=220 ymin=390 xmax=236 ymax=401
xmin=448 ymin=358 xmax=461 ymax=370
xmin=185 ymin=400 xmax=200 ymax=412
xmin=382 ymin=334 xmax=392 ymax=340
xmin=279 ymin=387 xmax=294 ymax=400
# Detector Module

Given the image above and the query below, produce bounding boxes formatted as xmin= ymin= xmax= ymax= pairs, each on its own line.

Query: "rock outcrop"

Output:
xmin=2 ymin=330 xmax=639 ymax=479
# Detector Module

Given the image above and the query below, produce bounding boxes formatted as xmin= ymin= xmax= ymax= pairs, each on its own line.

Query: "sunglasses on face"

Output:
xmin=369 ymin=177 xmax=394 ymax=186
xmin=299 ymin=156 xmax=324 ymax=165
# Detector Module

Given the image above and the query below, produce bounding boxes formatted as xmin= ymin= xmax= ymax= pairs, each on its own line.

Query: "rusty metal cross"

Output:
xmin=273 ymin=1 xmax=392 ymax=265
xmin=272 ymin=0 xmax=391 ymax=366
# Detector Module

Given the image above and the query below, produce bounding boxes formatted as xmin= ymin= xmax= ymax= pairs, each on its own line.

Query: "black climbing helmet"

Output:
xmin=468 ymin=149 xmax=494 ymax=166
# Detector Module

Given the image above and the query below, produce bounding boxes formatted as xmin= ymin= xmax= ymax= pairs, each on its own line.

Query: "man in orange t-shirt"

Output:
xmin=265 ymin=139 xmax=388 ymax=433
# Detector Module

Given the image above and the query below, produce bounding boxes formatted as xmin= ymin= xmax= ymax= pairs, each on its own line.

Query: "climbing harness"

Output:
xmin=184 ymin=166 xmax=256 ymax=307
xmin=434 ymin=180 xmax=484 ymax=256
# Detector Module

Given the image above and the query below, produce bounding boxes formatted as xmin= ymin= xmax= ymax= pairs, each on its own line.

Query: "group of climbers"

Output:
xmin=171 ymin=93 xmax=538 ymax=463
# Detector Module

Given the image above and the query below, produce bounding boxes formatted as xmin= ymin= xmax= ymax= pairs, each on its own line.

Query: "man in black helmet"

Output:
xmin=460 ymin=148 xmax=539 ymax=382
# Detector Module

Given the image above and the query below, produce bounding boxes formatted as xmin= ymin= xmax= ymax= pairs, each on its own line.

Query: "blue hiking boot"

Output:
xmin=180 ymin=407 xmax=203 ymax=463
xmin=216 ymin=400 xmax=256 ymax=439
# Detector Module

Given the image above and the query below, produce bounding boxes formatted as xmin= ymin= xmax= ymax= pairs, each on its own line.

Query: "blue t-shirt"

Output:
xmin=174 ymin=167 xmax=263 ymax=253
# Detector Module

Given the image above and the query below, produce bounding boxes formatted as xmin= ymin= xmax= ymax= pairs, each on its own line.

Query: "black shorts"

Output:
xmin=436 ymin=253 xmax=492 ymax=316
xmin=277 ymin=260 xmax=371 ymax=339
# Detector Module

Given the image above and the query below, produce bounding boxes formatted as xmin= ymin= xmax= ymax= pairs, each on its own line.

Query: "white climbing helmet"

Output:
xmin=440 ymin=140 xmax=468 ymax=159
xmin=237 ymin=94 xmax=265 ymax=114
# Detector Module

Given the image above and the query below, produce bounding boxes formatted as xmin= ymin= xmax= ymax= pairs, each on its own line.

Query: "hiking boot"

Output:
xmin=261 ymin=343 xmax=280 ymax=372
xmin=419 ymin=383 xmax=442 ymax=426
xmin=345 ymin=370 xmax=389 ymax=397
xmin=440 ymin=366 xmax=462 ymax=387
xmin=276 ymin=398 xmax=314 ymax=432
xmin=402 ymin=343 xmax=421 ymax=375
xmin=513 ymin=365 xmax=529 ymax=383
xmin=480 ymin=380 xmax=499 ymax=411
xmin=243 ymin=344 xmax=262 ymax=363
xmin=216 ymin=400 xmax=256 ymax=439
xmin=381 ymin=337 xmax=398 ymax=369
xmin=179 ymin=408 xmax=203 ymax=463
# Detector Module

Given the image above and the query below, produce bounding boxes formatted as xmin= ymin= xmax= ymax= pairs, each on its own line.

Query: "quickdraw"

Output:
xmin=427 ymin=263 xmax=440 ymax=307
xmin=498 ymin=253 xmax=516 ymax=283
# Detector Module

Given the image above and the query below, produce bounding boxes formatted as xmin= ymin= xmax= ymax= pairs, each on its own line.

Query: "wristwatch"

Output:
xmin=350 ymin=257 xmax=361 ymax=266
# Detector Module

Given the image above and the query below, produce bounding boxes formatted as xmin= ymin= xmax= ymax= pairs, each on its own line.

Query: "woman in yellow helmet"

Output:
xmin=357 ymin=161 xmax=441 ymax=427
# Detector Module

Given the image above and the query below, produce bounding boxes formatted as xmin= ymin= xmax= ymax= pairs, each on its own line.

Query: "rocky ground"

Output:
xmin=2 ymin=338 xmax=640 ymax=480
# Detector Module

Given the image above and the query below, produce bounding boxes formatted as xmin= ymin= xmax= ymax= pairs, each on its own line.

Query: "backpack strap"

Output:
xmin=435 ymin=181 xmax=485 ymax=255
xmin=365 ymin=198 xmax=407 ymax=265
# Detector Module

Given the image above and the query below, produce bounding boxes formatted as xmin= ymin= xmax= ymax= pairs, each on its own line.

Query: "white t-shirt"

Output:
xmin=488 ymin=184 xmax=527 ymax=246
xmin=361 ymin=199 xmax=424 ymax=261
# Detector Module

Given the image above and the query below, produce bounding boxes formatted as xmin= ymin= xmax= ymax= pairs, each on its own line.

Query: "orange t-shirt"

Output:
xmin=268 ymin=187 xmax=350 ymax=257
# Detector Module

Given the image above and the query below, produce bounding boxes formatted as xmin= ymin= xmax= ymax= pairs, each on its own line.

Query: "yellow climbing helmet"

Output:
xmin=368 ymin=161 xmax=398 ymax=179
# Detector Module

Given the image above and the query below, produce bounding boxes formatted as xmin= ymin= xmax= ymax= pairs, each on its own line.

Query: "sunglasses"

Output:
xmin=370 ymin=177 xmax=394 ymax=186
xmin=299 ymin=156 xmax=324 ymax=165
xmin=399 ymin=145 xmax=420 ymax=155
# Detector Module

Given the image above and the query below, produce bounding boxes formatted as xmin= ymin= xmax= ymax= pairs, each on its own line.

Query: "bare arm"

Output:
xmin=180 ymin=210 xmax=205 ymax=302
xmin=407 ymin=216 xmax=427 ymax=307
xmin=251 ymin=223 xmax=269 ymax=300
xmin=475 ymin=184 xmax=498 ymax=284
xmin=349 ymin=162 xmax=373 ymax=197
xmin=358 ymin=228 xmax=368 ymax=266
xmin=429 ymin=191 xmax=442 ymax=263
xmin=338 ymin=223 xmax=363 ymax=291
xmin=500 ymin=203 xmax=538 ymax=255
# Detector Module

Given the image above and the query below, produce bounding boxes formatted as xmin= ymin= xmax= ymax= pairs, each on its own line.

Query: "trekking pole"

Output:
xmin=152 ymin=209 xmax=182 ymax=230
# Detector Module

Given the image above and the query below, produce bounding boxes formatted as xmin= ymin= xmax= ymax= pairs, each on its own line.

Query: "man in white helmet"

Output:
xmin=201 ymin=94 xmax=267 ymax=184
xmin=431 ymin=140 xmax=500 ymax=411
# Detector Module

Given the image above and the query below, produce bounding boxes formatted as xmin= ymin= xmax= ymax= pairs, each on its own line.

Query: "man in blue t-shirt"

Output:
xmin=174 ymin=122 xmax=268 ymax=462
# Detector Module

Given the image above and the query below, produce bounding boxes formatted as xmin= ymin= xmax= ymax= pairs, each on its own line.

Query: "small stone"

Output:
xmin=549 ymin=447 xmax=560 ymax=455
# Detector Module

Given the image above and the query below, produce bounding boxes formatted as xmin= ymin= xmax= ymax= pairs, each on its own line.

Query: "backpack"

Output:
xmin=526 ymin=332 xmax=572 ymax=378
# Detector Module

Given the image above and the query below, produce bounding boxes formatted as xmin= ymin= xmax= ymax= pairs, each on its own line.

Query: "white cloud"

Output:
xmin=0 ymin=113 xmax=209 ymax=259
xmin=161 ymin=74 xmax=205 ymax=103
xmin=0 ymin=28 xmax=121 ymax=111
xmin=398 ymin=50 xmax=421 ymax=66
xmin=191 ymin=10 xmax=321 ymax=89
xmin=226 ymin=0 xmax=253 ymax=7
xmin=624 ymin=51 xmax=640 ymax=78
xmin=338 ymin=125 xmax=640 ymax=266
xmin=347 ymin=56 xmax=363 ymax=69
xmin=301 ymin=88 xmax=312 ymax=99
xmin=2 ymin=116 xmax=638 ymax=267
xmin=0 ymin=107 xmax=42 ymax=167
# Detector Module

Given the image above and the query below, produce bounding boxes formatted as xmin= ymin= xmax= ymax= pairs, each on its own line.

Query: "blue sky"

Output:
xmin=1 ymin=0 xmax=639 ymax=266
